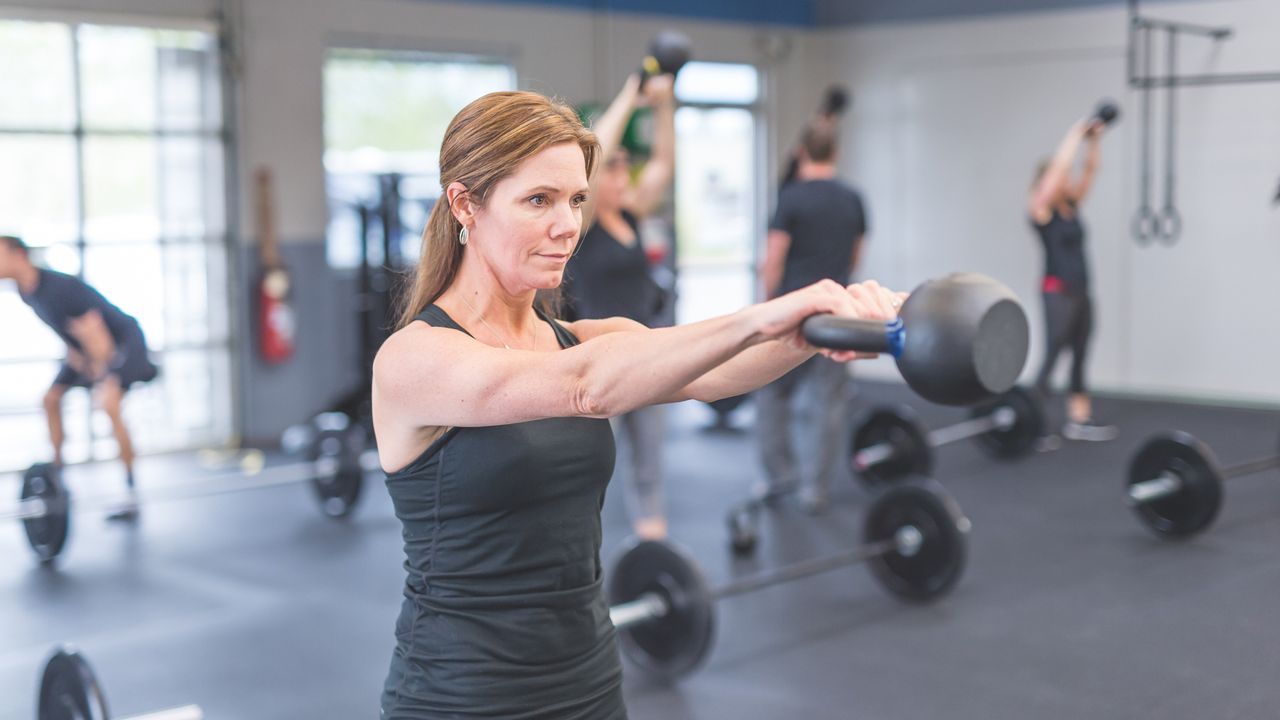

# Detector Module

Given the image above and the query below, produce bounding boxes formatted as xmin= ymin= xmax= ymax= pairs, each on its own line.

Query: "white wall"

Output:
xmin=9 ymin=0 xmax=1279 ymax=407
xmin=230 ymin=0 xmax=820 ymax=243
xmin=824 ymin=1 xmax=1280 ymax=405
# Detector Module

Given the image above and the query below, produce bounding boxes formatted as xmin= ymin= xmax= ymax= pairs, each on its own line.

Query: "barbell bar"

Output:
xmin=613 ymin=478 xmax=970 ymax=681
xmin=4 ymin=413 xmax=370 ymax=563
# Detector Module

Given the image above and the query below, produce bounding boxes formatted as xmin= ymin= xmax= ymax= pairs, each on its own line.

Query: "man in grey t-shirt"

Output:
xmin=756 ymin=121 xmax=868 ymax=513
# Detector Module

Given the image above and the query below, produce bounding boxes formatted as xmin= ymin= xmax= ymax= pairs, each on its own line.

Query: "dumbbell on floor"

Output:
xmin=616 ymin=479 xmax=970 ymax=681
xmin=850 ymin=386 xmax=1044 ymax=489
xmin=1125 ymin=430 xmax=1280 ymax=538
xmin=37 ymin=646 xmax=203 ymax=719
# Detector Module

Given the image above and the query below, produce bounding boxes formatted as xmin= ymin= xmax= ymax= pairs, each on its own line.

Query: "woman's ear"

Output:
xmin=446 ymin=181 xmax=477 ymax=227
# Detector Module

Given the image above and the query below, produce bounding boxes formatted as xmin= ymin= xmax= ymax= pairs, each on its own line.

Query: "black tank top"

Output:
xmin=1032 ymin=203 xmax=1089 ymax=293
xmin=380 ymin=304 xmax=625 ymax=719
xmin=563 ymin=210 xmax=659 ymax=324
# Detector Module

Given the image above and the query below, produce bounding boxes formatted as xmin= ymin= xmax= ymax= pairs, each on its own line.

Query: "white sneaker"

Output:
xmin=106 ymin=493 xmax=140 ymax=522
xmin=798 ymin=486 xmax=830 ymax=515
xmin=1035 ymin=434 xmax=1063 ymax=453
xmin=1063 ymin=420 xmax=1119 ymax=442
xmin=750 ymin=479 xmax=797 ymax=507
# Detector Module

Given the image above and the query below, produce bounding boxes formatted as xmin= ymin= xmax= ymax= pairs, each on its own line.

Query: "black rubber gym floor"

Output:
xmin=3 ymin=380 xmax=1279 ymax=719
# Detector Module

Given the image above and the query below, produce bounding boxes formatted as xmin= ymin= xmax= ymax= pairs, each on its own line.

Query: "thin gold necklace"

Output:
xmin=457 ymin=292 xmax=534 ymax=351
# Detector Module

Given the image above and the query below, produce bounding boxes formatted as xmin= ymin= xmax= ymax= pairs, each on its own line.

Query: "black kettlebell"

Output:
xmin=640 ymin=30 xmax=692 ymax=85
xmin=1092 ymin=99 xmax=1121 ymax=131
xmin=821 ymin=85 xmax=850 ymax=117
xmin=802 ymin=273 xmax=1029 ymax=406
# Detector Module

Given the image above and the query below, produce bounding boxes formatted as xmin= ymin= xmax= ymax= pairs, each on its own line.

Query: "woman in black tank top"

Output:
xmin=1027 ymin=116 xmax=1117 ymax=444
xmin=372 ymin=90 xmax=905 ymax=719
xmin=564 ymin=74 xmax=676 ymax=541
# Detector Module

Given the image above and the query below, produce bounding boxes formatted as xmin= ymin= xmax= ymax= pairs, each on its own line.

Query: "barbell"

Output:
xmin=1124 ymin=430 xmax=1280 ymax=538
xmin=849 ymin=386 xmax=1044 ymax=489
xmin=613 ymin=478 xmax=969 ymax=681
xmin=3 ymin=412 xmax=368 ymax=563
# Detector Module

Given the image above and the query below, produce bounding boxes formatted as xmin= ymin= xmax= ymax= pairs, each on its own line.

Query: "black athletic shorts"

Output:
xmin=54 ymin=321 xmax=159 ymax=390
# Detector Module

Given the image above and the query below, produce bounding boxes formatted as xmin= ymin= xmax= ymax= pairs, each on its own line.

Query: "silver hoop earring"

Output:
xmin=458 ymin=226 xmax=469 ymax=246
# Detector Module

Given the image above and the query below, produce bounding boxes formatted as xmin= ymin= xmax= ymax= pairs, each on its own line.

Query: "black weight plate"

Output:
xmin=22 ymin=463 xmax=70 ymax=564
xmin=1126 ymin=432 xmax=1223 ymax=538
xmin=608 ymin=538 xmax=715 ymax=682
xmin=309 ymin=424 xmax=366 ymax=519
xmin=39 ymin=646 xmax=109 ymax=720
xmin=850 ymin=406 xmax=933 ymax=489
xmin=863 ymin=478 xmax=969 ymax=602
xmin=970 ymin=386 xmax=1043 ymax=459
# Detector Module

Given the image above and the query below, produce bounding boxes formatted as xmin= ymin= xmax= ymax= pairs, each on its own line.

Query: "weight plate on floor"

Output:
xmin=1126 ymin=432 xmax=1223 ymax=538
xmin=969 ymin=385 xmax=1043 ymax=458
xmin=608 ymin=538 xmax=715 ymax=682
xmin=22 ymin=463 xmax=70 ymax=564
xmin=309 ymin=415 xmax=365 ymax=519
xmin=863 ymin=477 xmax=969 ymax=602
xmin=38 ymin=646 xmax=109 ymax=720
xmin=850 ymin=406 xmax=933 ymax=489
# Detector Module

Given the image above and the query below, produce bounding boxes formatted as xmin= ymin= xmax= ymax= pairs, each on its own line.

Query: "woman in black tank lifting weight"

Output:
xmin=371 ymin=91 xmax=904 ymax=719
xmin=563 ymin=73 xmax=676 ymax=541
xmin=1028 ymin=115 xmax=1118 ymax=446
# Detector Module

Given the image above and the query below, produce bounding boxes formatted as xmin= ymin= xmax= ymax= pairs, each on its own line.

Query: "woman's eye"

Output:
xmin=571 ymin=194 xmax=587 ymax=207
xmin=529 ymin=195 xmax=547 ymax=207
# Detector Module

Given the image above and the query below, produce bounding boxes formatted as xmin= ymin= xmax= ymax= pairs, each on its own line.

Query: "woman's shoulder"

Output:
xmin=376 ymin=321 xmax=468 ymax=375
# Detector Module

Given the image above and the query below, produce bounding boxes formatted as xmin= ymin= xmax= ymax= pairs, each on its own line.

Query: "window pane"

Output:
xmin=79 ymin=24 xmax=157 ymax=130
xmin=82 ymin=245 xmax=165 ymax=347
xmin=0 ymin=359 xmax=62 ymax=407
xmin=0 ymin=411 xmax=62 ymax=470
xmin=80 ymin=25 xmax=217 ymax=131
xmin=39 ymin=243 xmax=83 ymax=276
xmin=0 ymin=20 xmax=75 ymax=130
xmin=156 ymin=39 xmax=222 ymax=131
xmin=83 ymin=136 xmax=160 ymax=244
xmin=125 ymin=348 xmax=232 ymax=450
xmin=675 ymin=62 xmax=759 ymax=105
xmin=323 ymin=51 xmax=515 ymax=268
xmin=675 ymin=107 xmax=756 ymax=264
xmin=324 ymin=51 xmax=515 ymax=167
xmin=676 ymin=267 xmax=755 ymax=324
xmin=0 ymin=135 xmax=78 ymax=244
xmin=161 ymin=241 xmax=229 ymax=346
xmin=159 ymin=137 xmax=226 ymax=238
xmin=0 ymin=19 xmax=230 ymax=472
xmin=0 ymin=292 xmax=64 ymax=361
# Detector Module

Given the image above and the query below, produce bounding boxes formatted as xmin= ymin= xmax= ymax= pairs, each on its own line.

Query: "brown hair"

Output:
xmin=396 ymin=91 xmax=599 ymax=329
xmin=801 ymin=120 xmax=838 ymax=163
xmin=0 ymin=235 xmax=28 ymax=256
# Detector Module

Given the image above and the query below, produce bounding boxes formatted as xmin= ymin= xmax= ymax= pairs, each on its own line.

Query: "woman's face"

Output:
xmin=468 ymin=142 xmax=589 ymax=293
xmin=595 ymin=150 xmax=631 ymax=212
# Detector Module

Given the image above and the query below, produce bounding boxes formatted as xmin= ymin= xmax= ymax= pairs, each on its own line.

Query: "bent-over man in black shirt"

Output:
xmin=0 ymin=235 xmax=158 ymax=520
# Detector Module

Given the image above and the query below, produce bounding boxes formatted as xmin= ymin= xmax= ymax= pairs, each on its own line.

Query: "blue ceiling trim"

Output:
xmin=815 ymin=0 xmax=1127 ymax=27
xmin=450 ymin=0 xmax=816 ymax=27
